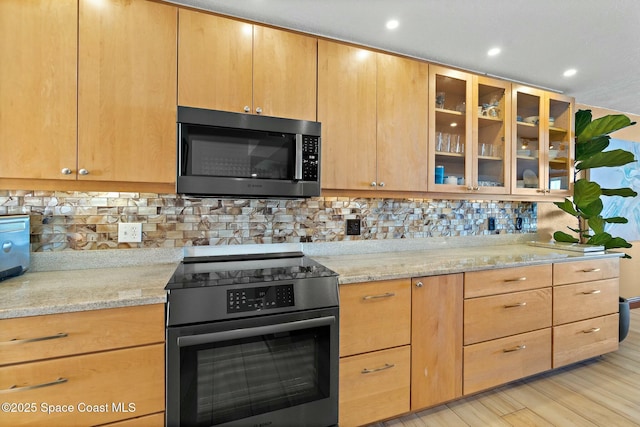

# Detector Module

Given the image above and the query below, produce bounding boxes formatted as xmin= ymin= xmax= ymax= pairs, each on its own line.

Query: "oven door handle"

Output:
xmin=294 ymin=134 xmax=303 ymax=180
xmin=177 ymin=315 xmax=336 ymax=348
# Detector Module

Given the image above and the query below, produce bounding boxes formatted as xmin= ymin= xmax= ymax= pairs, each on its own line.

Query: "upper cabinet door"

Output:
xmin=178 ymin=10 xmax=253 ymax=113
xmin=79 ymin=0 xmax=177 ymax=183
xmin=0 ymin=0 xmax=77 ymax=180
xmin=546 ymin=93 xmax=574 ymax=196
xmin=318 ymin=40 xmax=377 ymax=190
xmin=376 ymin=53 xmax=429 ymax=192
xmin=253 ymin=26 xmax=317 ymax=121
xmin=472 ymin=76 xmax=511 ymax=194
xmin=428 ymin=66 xmax=473 ymax=192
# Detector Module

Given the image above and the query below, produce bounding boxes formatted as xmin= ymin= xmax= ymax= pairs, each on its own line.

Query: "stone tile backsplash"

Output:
xmin=0 ymin=190 xmax=536 ymax=251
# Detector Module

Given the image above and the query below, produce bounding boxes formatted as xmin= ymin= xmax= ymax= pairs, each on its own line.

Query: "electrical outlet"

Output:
xmin=488 ymin=217 xmax=496 ymax=231
xmin=515 ymin=217 xmax=523 ymax=231
xmin=346 ymin=219 xmax=361 ymax=236
xmin=118 ymin=223 xmax=142 ymax=243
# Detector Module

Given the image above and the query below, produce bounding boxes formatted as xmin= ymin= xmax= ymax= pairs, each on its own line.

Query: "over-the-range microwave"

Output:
xmin=177 ymin=106 xmax=322 ymax=198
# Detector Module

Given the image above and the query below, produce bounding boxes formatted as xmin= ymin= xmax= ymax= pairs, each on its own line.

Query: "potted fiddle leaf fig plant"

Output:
xmin=553 ymin=109 xmax=637 ymax=258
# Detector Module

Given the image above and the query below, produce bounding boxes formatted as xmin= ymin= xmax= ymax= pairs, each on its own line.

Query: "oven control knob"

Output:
xmin=415 ymin=281 xmax=424 ymax=288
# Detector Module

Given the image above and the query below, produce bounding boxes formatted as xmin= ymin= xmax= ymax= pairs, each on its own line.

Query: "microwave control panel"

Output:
xmin=302 ymin=136 xmax=319 ymax=181
xmin=227 ymin=284 xmax=295 ymax=313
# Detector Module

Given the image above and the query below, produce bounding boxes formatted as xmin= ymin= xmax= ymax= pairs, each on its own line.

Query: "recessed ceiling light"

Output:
xmin=563 ymin=68 xmax=577 ymax=77
xmin=487 ymin=47 xmax=501 ymax=56
xmin=386 ymin=19 xmax=399 ymax=30
xmin=450 ymin=122 xmax=457 ymax=127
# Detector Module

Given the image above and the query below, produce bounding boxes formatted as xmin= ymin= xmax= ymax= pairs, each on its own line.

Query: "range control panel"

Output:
xmin=227 ymin=284 xmax=295 ymax=313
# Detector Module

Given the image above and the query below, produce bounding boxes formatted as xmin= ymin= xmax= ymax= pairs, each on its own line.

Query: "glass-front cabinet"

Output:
xmin=428 ymin=66 xmax=510 ymax=194
xmin=428 ymin=66 xmax=472 ymax=192
xmin=511 ymin=85 xmax=573 ymax=196
xmin=473 ymin=76 xmax=511 ymax=194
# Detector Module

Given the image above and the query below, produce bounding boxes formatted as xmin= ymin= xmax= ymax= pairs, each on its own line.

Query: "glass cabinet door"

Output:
xmin=473 ymin=76 xmax=511 ymax=194
xmin=512 ymin=85 xmax=545 ymax=195
xmin=428 ymin=66 xmax=472 ymax=191
xmin=546 ymin=93 xmax=574 ymax=195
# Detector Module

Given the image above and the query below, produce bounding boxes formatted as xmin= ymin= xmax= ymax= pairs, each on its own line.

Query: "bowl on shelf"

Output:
xmin=523 ymin=116 xmax=539 ymax=124
xmin=548 ymin=149 xmax=559 ymax=158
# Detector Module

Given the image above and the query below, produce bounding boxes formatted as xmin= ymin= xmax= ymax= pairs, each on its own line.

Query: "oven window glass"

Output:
xmin=184 ymin=125 xmax=294 ymax=180
xmin=179 ymin=324 xmax=331 ymax=426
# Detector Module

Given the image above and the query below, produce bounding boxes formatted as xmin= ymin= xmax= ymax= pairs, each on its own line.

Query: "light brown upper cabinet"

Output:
xmin=319 ymin=40 xmax=428 ymax=191
xmin=78 ymin=0 xmax=177 ymax=184
xmin=428 ymin=66 xmax=511 ymax=194
xmin=0 ymin=0 xmax=77 ymax=181
xmin=511 ymin=85 xmax=574 ymax=196
xmin=0 ymin=0 xmax=177 ymax=185
xmin=178 ymin=10 xmax=317 ymax=121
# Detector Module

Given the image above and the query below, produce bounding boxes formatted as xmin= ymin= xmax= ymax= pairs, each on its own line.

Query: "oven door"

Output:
xmin=166 ymin=307 xmax=339 ymax=427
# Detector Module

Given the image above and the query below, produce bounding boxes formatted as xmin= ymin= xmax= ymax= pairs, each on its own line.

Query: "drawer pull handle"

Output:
xmin=503 ymin=302 xmax=527 ymax=308
xmin=2 ymin=332 xmax=68 ymax=345
xmin=361 ymin=363 xmax=395 ymax=374
xmin=504 ymin=277 xmax=527 ymax=283
xmin=583 ymin=327 xmax=601 ymax=334
xmin=0 ymin=377 xmax=68 ymax=394
xmin=581 ymin=268 xmax=601 ymax=273
xmin=503 ymin=345 xmax=526 ymax=353
xmin=582 ymin=289 xmax=602 ymax=295
xmin=362 ymin=292 xmax=396 ymax=300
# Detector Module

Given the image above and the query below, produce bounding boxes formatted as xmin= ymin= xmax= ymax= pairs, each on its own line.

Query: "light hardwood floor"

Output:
xmin=371 ymin=310 xmax=640 ymax=427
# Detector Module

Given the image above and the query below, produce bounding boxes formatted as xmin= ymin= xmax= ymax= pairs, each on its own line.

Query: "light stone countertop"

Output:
xmin=311 ymin=244 xmax=623 ymax=285
xmin=0 ymin=262 xmax=179 ymax=319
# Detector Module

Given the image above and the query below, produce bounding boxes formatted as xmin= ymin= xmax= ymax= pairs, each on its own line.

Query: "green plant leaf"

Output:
xmin=576 ymin=149 xmax=636 ymax=171
xmin=588 ymin=216 xmax=605 ymax=234
xmin=586 ymin=232 xmax=612 ymax=246
xmin=579 ymin=198 xmax=603 ymax=218
xmin=576 ymin=114 xmax=635 ymax=144
xmin=575 ymin=136 xmax=609 ymax=161
xmin=573 ymin=179 xmax=601 ymax=209
xmin=601 ymin=187 xmax=638 ymax=197
xmin=604 ymin=237 xmax=632 ymax=250
xmin=553 ymin=199 xmax=578 ymax=216
xmin=575 ymin=109 xmax=592 ymax=137
xmin=554 ymin=231 xmax=579 ymax=243
xmin=568 ymin=227 xmax=582 ymax=233
xmin=604 ymin=216 xmax=628 ymax=224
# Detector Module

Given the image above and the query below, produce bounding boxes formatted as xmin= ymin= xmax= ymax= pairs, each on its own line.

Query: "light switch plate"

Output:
xmin=118 ymin=223 xmax=142 ymax=243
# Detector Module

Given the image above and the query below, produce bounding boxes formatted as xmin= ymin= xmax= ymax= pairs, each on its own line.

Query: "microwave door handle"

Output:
xmin=177 ymin=315 xmax=335 ymax=348
xmin=294 ymin=134 xmax=303 ymax=180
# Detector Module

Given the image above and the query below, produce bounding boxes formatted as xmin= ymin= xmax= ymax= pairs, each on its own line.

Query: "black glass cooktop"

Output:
xmin=166 ymin=252 xmax=338 ymax=290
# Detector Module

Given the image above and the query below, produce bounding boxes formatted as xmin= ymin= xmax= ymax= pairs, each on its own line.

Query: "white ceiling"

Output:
xmin=168 ymin=0 xmax=640 ymax=116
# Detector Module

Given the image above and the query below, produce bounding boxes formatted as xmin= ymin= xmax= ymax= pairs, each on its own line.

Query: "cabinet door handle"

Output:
xmin=503 ymin=345 xmax=526 ymax=353
xmin=378 ymin=182 xmax=385 ymax=187
xmin=583 ymin=327 xmax=601 ymax=334
xmin=415 ymin=281 xmax=424 ymax=288
xmin=582 ymin=289 xmax=601 ymax=295
xmin=0 ymin=377 xmax=68 ymax=394
xmin=78 ymin=168 xmax=89 ymax=175
xmin=255 ymin=107 xmax=262 ymax=114
xmin=504 ymin=277 xmax=527 ymax=282
xmin=361 ymin=363 xmax=395 ymax=374
xmin=503 ymin=302 xmax=527 ymax=308
xmin=244 ymin=105 xmax=251 ymax=112
xmin=581 ymin=268 xmax=601 ymax=273
xmin=1 ymin=332 xmax=68 ymax=345
xmin=370 ymin=182 xmax=377 ymax=187
xmin=60 ymin=168 xmax=72 ymax=175
xmin=362 ymin=292 xmax=395 ymax=300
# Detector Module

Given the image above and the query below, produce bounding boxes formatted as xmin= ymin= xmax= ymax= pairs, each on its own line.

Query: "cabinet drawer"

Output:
xmin=464 ymin=288 xmax=552 ymax=345
xmin=553 ymin=314 xmax=619 ymax=368
xmin=553 ymin=258 xmax=619 ymax=285
xmin=0 ymin=344 xmax=164 ymax=426
xmin=553 ymin=278 xmax=619 ymax=325
xmin=339 ymin=279 xmax=411 ymax=357
xmin=464 ymin=264 xmax=552 ymax=298
xmin=0 ymin=304 xmax=164 ymax=366
xmin=339 ymin=345 xmax=410 ymax=427
xmin=463 ymin=328 xmax=551 ymax=395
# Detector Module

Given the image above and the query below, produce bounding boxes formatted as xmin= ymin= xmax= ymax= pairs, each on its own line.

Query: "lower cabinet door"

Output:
xmin=0 ymin=344 xmax=164 ymax=426
xmin=553 ymin=314 xmax=619 ymax=368
xmin=339 ymin=345 xmax=410 ymax=427
xmin=463 ymin=328 xmax=551 ymax=395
